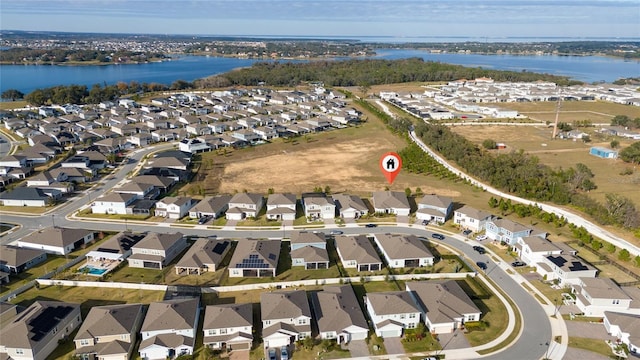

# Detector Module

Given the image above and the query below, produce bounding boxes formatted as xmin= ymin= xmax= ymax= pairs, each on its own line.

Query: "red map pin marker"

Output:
xmin=380 ymin=152 xmax=402 ymax=184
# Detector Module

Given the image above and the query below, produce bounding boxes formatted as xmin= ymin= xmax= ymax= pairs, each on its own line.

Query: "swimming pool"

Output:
xmin=78 ymin=265 xmax=108 ymax=276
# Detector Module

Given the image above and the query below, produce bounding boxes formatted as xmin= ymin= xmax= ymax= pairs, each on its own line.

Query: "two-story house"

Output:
xmin=266 ymin=193 xmax=297 ymax=221
xmin=226 ymin=193 xmax=265 ymax=220
xmin=513 ymin=236 xmax=562 ymax=265
xmin=332 ymin=193 xmax=369 ymax=219
xmin=139 ymin=298 xmax=200 ymax=360
xmin=310 ymin=285 xmax=369 ymax=344
xmin=302 ymin=194 xmax=336 ymax=221
xmin=415 ymin=194 xmax=453 ymax=224
xmin=74 ymin=304 xmax=144 ymax=360
xmin=453 ymin=205 xmax=493 ymax=233
xmin=485 ymin=218 xmax=534 ymax=246
xmin=128 ymin=232 xmax=188 ymax=270
xmin=154 ymin=196 xmax=196 ymax=219
xmin=364 ymin=291 xmax=421 ymax=338
xmin=261 ymin=290 xmax=312 ymax=349
xmin=91 ymin=193 xmax=137 ymax=215
xmin=290 ymin=231 xmax=329 ymax=270
xmin=572 ymin=277 xmax=633 ymax=317
xmin=372 ymin=233 xmax=435 ymax=268
xmin=203 ymin=303 xmax=254 ymax=351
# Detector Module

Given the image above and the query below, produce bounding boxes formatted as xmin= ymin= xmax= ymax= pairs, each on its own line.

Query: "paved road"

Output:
xmin=0 ymin=132 xmax=12 ymax=158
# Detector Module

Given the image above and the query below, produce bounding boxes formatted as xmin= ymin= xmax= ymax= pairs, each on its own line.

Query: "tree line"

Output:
xmin=0 ymin=48 xmax=166 ymax=64
xmin=413 ymin=122 xmax=640 ymax=230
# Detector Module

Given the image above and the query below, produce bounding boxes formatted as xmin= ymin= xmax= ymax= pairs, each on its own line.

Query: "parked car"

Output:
xmin=422 ymin=219 xmax=430 ymax=225
xmin=476 ymin=261 xmax=487 ymax=270
xmin=431 ymin=233 xmax=445 ymax=240
xmin=462 ymin=229 xmax=472 ymax=236
xmin=329 ymin=230 xmax=343 ymax=235
xmin=198 ymin=216 xmax=211 ymax=224
xmin=476 ymin=235 xmax=487 ymax=241
xmin=473 ymin=246 xmax=486 ymax=254
xmin=365 ymin=223 xmax=377 ymax=228
xmin=268 ymin=348 xmax=277 ymax=360
xmin=511 ymin=261 xmax=526 ymax=267
xmin=281 ymin=346 xmax=289 ymax=360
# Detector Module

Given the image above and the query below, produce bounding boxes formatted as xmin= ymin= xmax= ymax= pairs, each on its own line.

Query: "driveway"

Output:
xmin=562 ymin=347 xmax=610 ymax=360
xmin=565 ymin=321 xmax=614 ymax=341
xmin=229 ymin=349 xmax=249 ymax=360
xmin=438 ymin=329 xmax=471 ymax=350
xmin=346 ymin=339 xmax=369 ymax=357
xmin=384 ymin=337 xmax=405 ymax=355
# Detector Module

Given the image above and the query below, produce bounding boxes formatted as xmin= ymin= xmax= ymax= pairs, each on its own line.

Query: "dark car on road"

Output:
xmin=329 ymin=230 xmax=344 ymax=235
xmin=462 ymin=229 xmax=472 ymax=236
xmin=473 ymin=246 xmax=486 ymax=254
xmin=511 ymin=261 xmax=526 ymax=267
xmin=476 ymin=261 xmax=487 ymax=270
xmin=431 ymin=233 xmax=445 ymax=240
xmin=365 ymin=223 xmax=377 ymax=228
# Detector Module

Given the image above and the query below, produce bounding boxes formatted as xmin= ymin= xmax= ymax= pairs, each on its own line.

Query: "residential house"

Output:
xmin=603 ymin=311 xmax=640 ymax=355
xmin=0 ymin=302 xmax=18 ymax=326
xmin=0 ymin=187 xmax=58 ymax=207
xmin=302 ymin=194 xmax=336 ymax=220
xmin=203 ymin=303 xmax=253 ymax=351
xmin=486 ymin=218 xmax=534 ymax=245
xmin=145 ymin=157 xmax=189 ymax=171
xmin=114 ymin=182 xmax=158 ymax=200
xmin=188 ymin=195 xmax=231 ymax=219
xmin=84 ymin=231 xmax=144 ymax=263
xmin=589 ymin=147 xmax=618 ymax=159
xmin=17 ymin=227 xmax=94 ymax=256
xmin=310 ymin=285 xmax=369 ymax=343
xmin=416 ymin=195 xmax=453 ymax=223
xmin=364 ymin=291 xmax=421 ymax=338
xmin=261 ymin=290 xmax=312 ymax=349
xmin=537 ymin=254 xmax=598 ymax=285
xmin=572 ymin=277 xmax=633 ymax=317
xmin=332 ymin=194 xmax=369 ymax=219
xmin=226 ymin=193 xmax=265 ymax=220
xmin=178 ymin=138 xmax=211 ymax=154
xmin=154 ymin=197 xmax=196 ymax=219
xmin=139 ymin=298 xmax=200 ymax=360
xmin=266 ymin=193 xmax=297 ymax=221
xmin=130 ymin=175 xmax=175 ymax=195
xmin=0 ymin=301 xmax=81 ymax=360
xmin=406 ymin=280 xmax=481 ymax=334
xmin=50 ymin=167 xmax=91 ymax=183
xmin=175 ymin=239 xmax=231 ymax=275
xmin=128 ymin=232 xmax=188 ymax=270
xmin=74 ymin=304 xmax=145 ymax=360
xmin=289 ymin=231 xmax=329 ymax=270
xmin=334 ymin=235 xmax=383 ymax=272
xmin=453 ymin=205 xmax=493 ymax=233
xmin=0 ymin=155 xmax=27 ymax=168
xmin=513 ymin=236 xmax=563 ymax=265
xmin=26 ymin=171 xmax=74 ymax=194
xmin=372 ymin=233 xmax=435 ymax=268
xmin=0 ymin=245 xmax=47 ymax=273
xmin=91 ymin=192 xmax=137 ymax=215
xmin=372 ymin=191 xmax=411 ymax=216
xmin=228 ymin=239 xmax=280 ymax=278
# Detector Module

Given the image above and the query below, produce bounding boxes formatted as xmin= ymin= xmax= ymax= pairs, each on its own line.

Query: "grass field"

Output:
xmin=495 ymin=100 xmax=640 ymax=121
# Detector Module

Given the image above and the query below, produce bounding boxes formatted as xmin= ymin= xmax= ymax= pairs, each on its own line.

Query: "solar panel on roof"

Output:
xmin=96 ymin=248 xmax=119 ymax=254
xmin=29 ymin=306 xmax=74 ymax=341
xmin=569 ymin=262 xmax=588 ymax=271
xmin=268 ymin=253 xmax=276 ymax=260
xmin=249 ymin=254 xmax=258 ymax=259
xmin=212 ymin=241 xmax=229 ymax=255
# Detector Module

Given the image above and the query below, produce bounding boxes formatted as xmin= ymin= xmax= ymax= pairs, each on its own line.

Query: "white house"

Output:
xmin=364 ymin=291 xmax=421 ymax=338
xmin=227 ymin=239 xmax=280 ymax=278
xmin=290 ymin=231 xmax=329 ymax=270
xmin=128 ymin=233 xmax=188 ymax=270
xmin=226 ymin=193 xmax=264 ymax=220
xmin=261 ymin=290 xmax=312 ymax=349
xmin=310 ymin=285 xmax=369 ymax=343
xmin=203 ymin=303 xmax=254 ymax=351
xmin=453 ymin=205 xmax=493 ymax=233
xmin=139 ymin=298 xmax=200 ymax=360
xmin=372 ymin=233 xmax=435 ymax=268
xmin=537 ymin=254 xmax=598 ymax=285
xmin=154 ymin=196 xmax=196 ymax=219
xmin=266 ymin=193 xmax=297 ymax=221
xmin=334 ymin=235 xmax=383 ymax=272
xmin=406 ymin=280 xmax=481 ymax=334
xmin=91 ymin=192 xmax=137 ymax=215
xmin=178 ymin=138 xmax=212 ymax=154
xmin=572 ymin=277 xmax=633 ymax=317
xmin=302 ymin=195 xmax=336 ymax=220
xmin=188 ymin=195 xmax=231 ymax=219
xmin=17 ymin=227 xmax=94 ymax=256
xmin=485 ymin=218 xmax=534 ymax=246
xmin=513 ymin=236 xmax=563 ymax=265
xmin=416 ymin=195 xmax=453 ymax=223
xmin=371 ymin=191 xmax=410 ymax=216
xmin=603 ymin=311 xmax=640 ymax=355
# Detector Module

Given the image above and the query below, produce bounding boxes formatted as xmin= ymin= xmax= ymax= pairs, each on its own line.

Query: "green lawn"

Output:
xmin=568 ymin=337 xmax=616 ymax=358
xmin=0 ymin=256 xmax=71 ymax=296
xmin=0 ymin=206 xmax=51 ymax=214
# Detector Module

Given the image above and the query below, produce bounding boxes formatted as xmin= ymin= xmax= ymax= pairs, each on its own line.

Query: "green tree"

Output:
xmin=618 ymin=249 xmax=631 ymax=262
xmin=405 ymin=187 xmax=412 ymax=197
xmin=1 ymin=89 xmax=25 ymax=101
xmin=488 ymin=197 xmax=498 ymax=208
xmin=619 ymin=142 xmax=640 ymax=164
xmin=324 ymin=185 xmax=331 ymax=195
xmin=592 ymin=240 xmax=602 ymax=251
xmin=606 ymin=243 xmax=616 ymax=254
xmin=611 ymin=114 xmax=631 ymax=127
xmin=482 ymin=139 xmax=497 ymax=150
xmin=610 ymin=139 xmax=620 ymax=149
xmin=635 ymin=255 xmax=640 ymax=268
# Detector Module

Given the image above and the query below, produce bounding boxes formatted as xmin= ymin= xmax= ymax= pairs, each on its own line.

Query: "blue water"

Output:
xmin=1 ymin=49 xmax=638 ymax=94
xmin=78 ymin=265 xmax=107 ymax=275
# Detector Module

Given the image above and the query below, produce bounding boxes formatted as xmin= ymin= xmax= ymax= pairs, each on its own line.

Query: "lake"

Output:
xmin=1 ymin=49 xmax=638 ymax=94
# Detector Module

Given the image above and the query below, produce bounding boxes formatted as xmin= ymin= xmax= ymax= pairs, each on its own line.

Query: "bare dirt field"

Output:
xmin=188 ymin=99 xmax=466 ymax=200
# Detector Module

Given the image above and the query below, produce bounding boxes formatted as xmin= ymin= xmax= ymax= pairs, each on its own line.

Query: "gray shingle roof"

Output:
xmin=311 ymin=285 xmax=368 ymax=334
xmin=0 ymin=245 xmax=45 ymax=268
xmin=75 ymin=303 xmax=143 ymax=340
xmin=406 ymin=280 xmax=481 ymax=323
xmin=261 ymin=290 xmax=312 ymax=320
xmin=141 ymin=298 xmax=199 ymax=333
xmin=374 ymin=233 xmax=433 ymax=260
xmin=203 ymin=303 xmax=253 ymax=330
xmin=366 ymin=291 xmax=420 ymax=315
xmin=175 ymin=239 xmax=231 ymax=270
xmin=19 ymin=227 xmax=93 ymax=248
xmin=334 ymin=235 xmax=381 ymax=264
xmin=134 ymin=232 xmax=184 ymax=251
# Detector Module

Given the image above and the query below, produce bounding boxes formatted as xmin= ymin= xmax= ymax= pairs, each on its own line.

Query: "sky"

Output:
xmin=1 ymin=0 xmax=639 ymax=40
